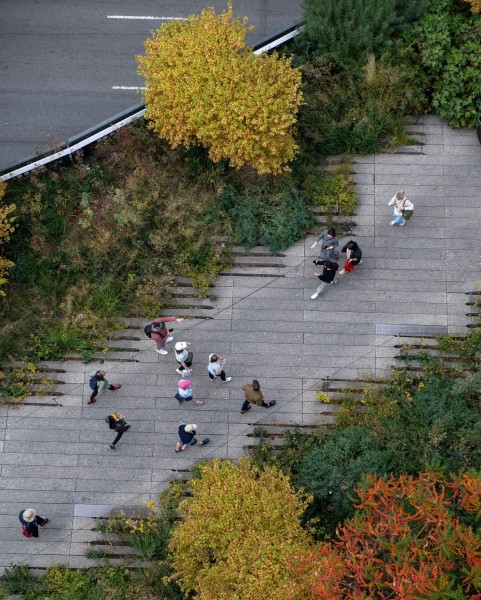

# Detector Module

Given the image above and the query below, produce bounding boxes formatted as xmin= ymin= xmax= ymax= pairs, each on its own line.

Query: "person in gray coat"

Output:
xmin=310 ymin=228 xmax=340 ymax=260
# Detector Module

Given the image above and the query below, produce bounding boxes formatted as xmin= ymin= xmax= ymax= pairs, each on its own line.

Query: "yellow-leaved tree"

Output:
xmin=465 ymin=0 xmax=481 ymax=12
xmin=0 ymin=182 xmax=15 ymax=297
xmin=169 ymin=459 xmax=311 ymax=599
xmin=138 ymin=4 xmax=303 ymax=174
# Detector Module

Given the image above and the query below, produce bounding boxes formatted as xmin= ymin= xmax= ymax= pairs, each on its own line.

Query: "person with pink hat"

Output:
xmin=175 ymin=379 xmax=204 ymax=406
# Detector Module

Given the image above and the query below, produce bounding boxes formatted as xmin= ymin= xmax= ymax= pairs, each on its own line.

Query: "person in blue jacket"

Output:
xmin=19 ymin=508 xmax=49 ymax=538
xmin=175 ymin=422 xmax=209 ymax=452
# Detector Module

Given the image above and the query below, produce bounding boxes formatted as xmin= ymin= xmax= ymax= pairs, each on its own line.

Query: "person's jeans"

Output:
xmin=393 ymin=212 xmax=405 ymax=225
xmin=209 ymin=370 xmax=226 ymax=381
xmin=315 ymin=281 xmax=328 ymax=295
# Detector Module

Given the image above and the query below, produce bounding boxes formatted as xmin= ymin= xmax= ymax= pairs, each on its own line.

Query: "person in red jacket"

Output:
xmin=150 ymin=316 xmax=184 ymax=354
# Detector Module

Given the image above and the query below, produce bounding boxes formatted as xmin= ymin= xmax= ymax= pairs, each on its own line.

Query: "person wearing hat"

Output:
xmin=241 ymin=380 xmax=276 ymax=414
xmin=207 ymin=353 xmax=232 ymax=382
xmin=19 ymin=508 xmax=49 ymax=538
xmin=150 ymin=316 xmax=184 ymax=354
xmin=175 ymin=379 xmax=204 ymax=406
xmin=88 ymin=370 xmax=121 ymax=405
xmin=106 ymin=412 xmax=130 ymax=450
xmin=174 ymin=341 xmax=193 ymax=375
xmin=175 ymin=422 xmax=209 ymax=452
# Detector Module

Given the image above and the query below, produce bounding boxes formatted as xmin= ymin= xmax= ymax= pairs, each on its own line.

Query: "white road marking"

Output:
xmin=112 ymin=86 xmax=146 ymax=90
xmin=107 ymin=15 xmax=188 ymax=20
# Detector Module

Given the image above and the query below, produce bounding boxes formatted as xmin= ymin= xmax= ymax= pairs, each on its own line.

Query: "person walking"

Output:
xmin=175 ymin=422 xmax=209 ymax=452
xmin=19 ymin=508 xmax=49 ymax=538
xmin=207 ymin=354 xmax=232 ymax=382
xmin=241 ymin=380 xmax=276 ymax=414
xmin=88 ymin=370 xmax=121 ymax=405
xmin=174 ymin=342 xmax=193 ymax=375
xmin=175 ymin=379 xmax=204 ymax=406
xmin=106 ymin=412 xmax=130 ymax=450
xmin=388 ymin=190 xmax=414 ymax=227
xmin=146 ymin=316 xmax=184 ymax=354
xmin=311 ymin=259 xmax=339 ymax=299
xmin=310 ymin=227 xmax=340 ymax=260
xmin=338 ymin=240 xmax=362 ymax=275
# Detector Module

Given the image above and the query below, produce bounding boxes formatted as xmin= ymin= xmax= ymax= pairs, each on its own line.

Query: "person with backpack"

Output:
xmin=174 ymin=341 xmax=193 ymax=375
xmin=145 ymin=316 xmax=184 ymax=354
xmin=88 ymin=370 xmax=121 ymax=405
xmin=175 ymin=379 xmax=204 ymax=406
xmin=241 ymin=380 xmax=276 ymax=414
xmin=106 ymin=412 xmax=130 ymax=450
xmin=19 ymin=508 xmax=49 ymax=538
xmin=175 ymin=422 xmax=209 ymax=452
xmin=311 ymin=259 xmax=339 ymax=299
xmin=338 ymin=240 xmax=362 ymax=275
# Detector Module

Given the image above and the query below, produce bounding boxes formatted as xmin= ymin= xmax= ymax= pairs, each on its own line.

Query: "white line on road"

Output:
xmin=108 ymin=15 xmax=188 ymax=20
xmin=112 ymin=86 xmax=146 ymax=90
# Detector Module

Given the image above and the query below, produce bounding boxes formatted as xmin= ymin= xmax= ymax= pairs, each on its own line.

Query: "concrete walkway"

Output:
xmin=0 ymin=115 xmax=480 ymax=572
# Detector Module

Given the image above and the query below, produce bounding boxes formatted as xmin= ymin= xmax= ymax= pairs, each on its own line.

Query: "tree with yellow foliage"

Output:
xmin=0 ymin=182 xmax=15 ymax=297
xmin=138 ymin=4 xmax=302 ymax=174
xmin=168 ymin=459 xmax=311 ymax=599
xmin=465 ymin=0 xmax=481 ymax=12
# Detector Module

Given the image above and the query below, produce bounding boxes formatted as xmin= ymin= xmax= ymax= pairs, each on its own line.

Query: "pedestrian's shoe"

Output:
xmin=166 ymin=336 xmax=174 ymax=343
xmin=390 ymin=220 xmax=395 ymax=226
xmin=176 ymin=368 xmax=183 ymax=375
xmin=88 ymin=398 xmax=96 ymax=405
xmin=201 ymin=438 xmax=210 ymax=446
xmin=399 ymin=222 xmax=405 ymax=227
xmin=338 ymin=269 xmax=346 ymax=275
xmin=311 ymin=292 xmax=319 ymax=300
xmin=156 ymin=348 xmax=168 ymax=355
xmin=222 ymin=377 xmax=232 ymax=383
xmin=40 ymin=519 xmax=49 ymax=526
xmin=268 ymin=401 xmax=276 ymax=408
xmin=113 ymin=384 xmax=121 ymax=390
xmin=107 ymin=444 xmax=115 ymax=450
xmin=125 ymin=424 xmax=131 ymax=431
xmin=241 ymin=405 xmax=251 ymax=414
xmin=175 ymin=442 xmax=182 ymax=452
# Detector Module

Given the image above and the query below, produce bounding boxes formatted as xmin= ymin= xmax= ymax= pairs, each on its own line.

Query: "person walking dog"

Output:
xmin=207 ymin=354 xmax=232 ymax=382
xmin=389 ymin=190 xmax=414 ymax=227
xmin=339 ymin=240 xmax=362 ymax=275
xmin=310 ymin=227 xmax=340 ymax=260
xmin=145 ymin=316 xmax=184 ymax=354
xmin=174 ymin=342 xmax=193 ymax=375
xmin=311 ymin=259 xmax=339 ymax=299
xmin=88 ymin=370 xmax=121 ymax=405
xmin=175 ymin=379 xmax=204 ymax=406
xmin=241 ymin=380 xmax=276 ymax=414
xmin=19 ymin=508 xmax=49 ymax=538
xmin=175 ymin=422 xmax=209 ymax=452
xmin=106 ymin=412 xmax=130 ymax=450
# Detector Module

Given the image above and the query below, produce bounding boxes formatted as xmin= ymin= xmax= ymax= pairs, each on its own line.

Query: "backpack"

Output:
xmin=22 ymin=524 xmax=33 ymax=538
xmin=89 ymin=376 xmax=98 ymax=390
xmin=144 ymin=323 xmax=153 ymax=338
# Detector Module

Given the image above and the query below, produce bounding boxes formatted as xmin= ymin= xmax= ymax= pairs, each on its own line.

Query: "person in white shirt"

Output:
xmin=388 ymin=191 xmax=414 ymax=226
xmin=174 ymin=341 xmax=193 ymax=375
xmin=207 ymin=353 xmax=232 ymax=382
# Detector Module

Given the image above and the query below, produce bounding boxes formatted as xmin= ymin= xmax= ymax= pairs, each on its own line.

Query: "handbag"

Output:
xmin=402 ymin=209 xmax=413 ymax=221
xmin=22 ymin=524 xmax=33 ymax=538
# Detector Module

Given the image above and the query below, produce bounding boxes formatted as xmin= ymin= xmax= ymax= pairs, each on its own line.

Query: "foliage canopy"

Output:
xmin=138 ymin=5 xmax=303 ymax=174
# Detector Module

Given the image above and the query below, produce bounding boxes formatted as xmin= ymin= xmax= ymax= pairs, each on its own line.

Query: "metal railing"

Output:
xmin=0 ymin=22 xmax=303 ymax=182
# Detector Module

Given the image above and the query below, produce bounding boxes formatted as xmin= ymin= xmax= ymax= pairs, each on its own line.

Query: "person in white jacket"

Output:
xmin=388 ymin=191 xmax=414 ymax=226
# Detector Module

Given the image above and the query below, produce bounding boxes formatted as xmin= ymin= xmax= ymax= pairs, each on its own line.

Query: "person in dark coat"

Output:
xmin=339 ymin=240 xmax=362 ymax=274
xmin=19 ymin=508 xmax=49 ymax=538
xmin=311 ymin=259 xmax=339 ymax=299
xmin=241 ymin=380 xmax=276 ymax=414
xmin=175 ymin=423 xmax=209 ymax=452
xmin=106 ymin=412 xmax=130 ymax=450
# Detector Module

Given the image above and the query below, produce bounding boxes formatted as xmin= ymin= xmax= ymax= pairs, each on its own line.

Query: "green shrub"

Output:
xmin=305 ymin=173 xmax=356 ymax=215
xmin=296 ymin=427 xmax=392 ymax=528
xmin=219 ymin=181 xmax=314 ymax=253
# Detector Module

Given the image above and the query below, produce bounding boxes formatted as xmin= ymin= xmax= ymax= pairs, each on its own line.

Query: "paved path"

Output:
xmin=0 ymin=115 xmax=480 ymax=572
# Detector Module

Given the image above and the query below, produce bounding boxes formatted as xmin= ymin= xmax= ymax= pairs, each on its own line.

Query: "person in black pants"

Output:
xmin=19 ymin=508 xmax=49 ymax=538
xmin=311 ymin=259 xmax=339 ymax=299
xmin=88 ymin=370 xmax=121 ymax=405
xmin=106 ymin=412 xmax=130 ymax=450
xmin=339 ymin=240 xmax=362 ymax=275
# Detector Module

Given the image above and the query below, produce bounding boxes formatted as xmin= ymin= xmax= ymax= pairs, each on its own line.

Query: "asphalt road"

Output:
xmin=0 ymin=0 xmax=303 ymax=171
